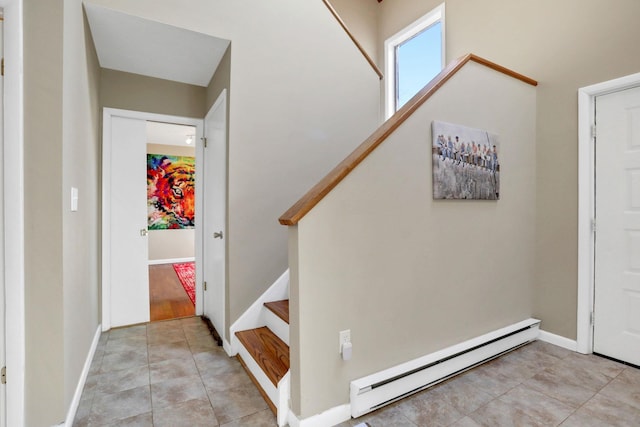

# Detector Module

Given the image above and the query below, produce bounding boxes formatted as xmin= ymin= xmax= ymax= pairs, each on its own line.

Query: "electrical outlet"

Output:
xmin=339 ymin=329 xmax=351 ymax=353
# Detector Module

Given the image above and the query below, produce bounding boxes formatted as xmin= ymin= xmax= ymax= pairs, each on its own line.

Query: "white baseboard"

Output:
xmin=148 ymin=257 xmax=195 ymax=265
xmin=350 ymin=319 xmax=540 ymax=418
xmin=538 ymin=329 xmax=578 ymax=352
xmin=223 ymin=338 xmax=234 ymax=357
xmin=286 ymin=329 xmax=575 ymax=427
xmin=288 ymin=404 xmax=351 ymax=427
xmin=63 ymin=325 xmax=102 ymax=426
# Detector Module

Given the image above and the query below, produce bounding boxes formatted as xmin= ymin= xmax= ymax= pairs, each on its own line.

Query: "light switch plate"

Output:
xmin=339 ymin=329 xmax=351 ymax=353
xmin=71 ymin=187 xmax=78 ymax=211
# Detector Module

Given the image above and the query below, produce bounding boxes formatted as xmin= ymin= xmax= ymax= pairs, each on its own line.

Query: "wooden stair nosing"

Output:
xmin=235 ymin=327 xmax=289 ymax=387
xmin=264 ymin=299 xmax=289 ymax=324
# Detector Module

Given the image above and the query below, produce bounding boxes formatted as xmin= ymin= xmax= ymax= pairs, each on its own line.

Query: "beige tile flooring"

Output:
xmin=74 ymin=317 xmax=640 ymax=426
xmin=73 ymin=317 xmax=276 ymax=426
xmin=338 ymin=341 xmax=640 ymax=427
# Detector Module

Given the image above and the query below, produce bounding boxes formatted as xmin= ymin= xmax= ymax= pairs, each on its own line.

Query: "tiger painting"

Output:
xmin=147 ymin=154 xmax=195 ymax=229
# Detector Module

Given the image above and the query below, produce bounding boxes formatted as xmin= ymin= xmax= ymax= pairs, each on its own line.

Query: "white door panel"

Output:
xmin=109 ymin=116 xmax=150 ymax=327
xmin=203 ymin=90 xmax=227 ymax=338
xmin=594 ymin=85 xmax=640 ymax=365
xmin=0 ymin=17 xmax=5 ymax=427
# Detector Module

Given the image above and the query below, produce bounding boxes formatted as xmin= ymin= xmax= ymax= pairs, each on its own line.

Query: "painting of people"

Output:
xmin=147 ymin=154 xmax=196 ymax=229
xmin=432 ymin=121 xmax=500 ymax=200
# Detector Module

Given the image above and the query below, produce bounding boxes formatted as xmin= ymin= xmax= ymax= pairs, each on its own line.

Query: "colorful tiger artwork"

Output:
xmin=147 ymin=154 xmax=195 ymax=229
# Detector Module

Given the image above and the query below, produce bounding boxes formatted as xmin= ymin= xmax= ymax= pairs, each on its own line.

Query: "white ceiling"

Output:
xmin=85 ymin=3 xmax=230 ymax=87
xmin=147 ymin=121 xmax=196 ymax=147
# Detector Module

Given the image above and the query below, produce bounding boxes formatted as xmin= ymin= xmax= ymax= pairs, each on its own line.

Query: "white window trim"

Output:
xmin=384 ymin=3 xmax=445 ymax=120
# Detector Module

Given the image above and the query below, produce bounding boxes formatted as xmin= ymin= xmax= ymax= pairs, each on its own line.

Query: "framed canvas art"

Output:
xmin=147 ymin=154 xmax=195 ymax=229
xmin=432 ymin=121 xmax=500 ymax=200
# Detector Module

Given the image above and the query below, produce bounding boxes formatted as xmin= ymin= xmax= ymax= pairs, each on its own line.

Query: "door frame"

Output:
xmin=1 ymin=1 xmax=25 ymax=426
xmin=102 ymin=108 xmax=204 ymax=331
xmin=577 ymin=72 xmax=640 ymax=354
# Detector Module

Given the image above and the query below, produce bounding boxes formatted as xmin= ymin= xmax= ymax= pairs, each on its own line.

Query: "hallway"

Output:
xmin=73 ymin=317 xmax=274 ymax=426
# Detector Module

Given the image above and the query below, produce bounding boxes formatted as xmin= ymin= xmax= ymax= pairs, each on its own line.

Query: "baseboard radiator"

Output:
xmin=350 ymin=318 xmax=541 ymax=418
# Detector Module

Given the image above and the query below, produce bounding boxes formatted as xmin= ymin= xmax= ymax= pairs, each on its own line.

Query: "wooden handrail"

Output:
xmin=279 ymin=54 xmax=537 ymax=226
xmin=322 ymin=0 xmax=383 ymax=80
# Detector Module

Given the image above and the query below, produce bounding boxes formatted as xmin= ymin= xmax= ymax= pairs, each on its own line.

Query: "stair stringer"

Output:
xmin=229 ymin=269 xmax=289 ymax=355
xmin=230 ymin=269 xmax=291 ymax=423
xmin=236 ymin=330 xmax=291 ymax=426
xmin=236 ymin=341 xmax=280 ymax=409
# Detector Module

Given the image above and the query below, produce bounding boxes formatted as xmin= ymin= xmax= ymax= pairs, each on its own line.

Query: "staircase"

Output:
xmin=235 ymin=299 xmax=290 ymax=425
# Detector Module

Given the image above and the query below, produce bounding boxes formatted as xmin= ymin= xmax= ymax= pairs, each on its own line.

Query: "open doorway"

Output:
xmin=146 ymin=121 xmax=197 ymax=321
xmin=102 ymin=109 xmax=204 ymax=330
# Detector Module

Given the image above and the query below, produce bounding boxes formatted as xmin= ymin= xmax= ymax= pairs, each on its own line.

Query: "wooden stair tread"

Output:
xmin=236 ymin=327 xmax=289 ymax=386
xmin=264 ymin=299 xmax=289 ymax=324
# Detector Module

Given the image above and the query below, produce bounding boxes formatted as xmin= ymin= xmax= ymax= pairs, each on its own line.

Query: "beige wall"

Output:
xmin=205 ymin=44 xmax=230 ymax=113
xmin=147 ymin=143 xmax=196 ymax=261
xmin=101 ymin=68 xmax=206 ymax=118
xmin=62 ymin=0 xmax=102 ymax=411
xmin=87 ymin=0 xmax=381 ymax=331
xmin=291 ymin=62 xmax=537 ymax=417
xmin=23 ymin=0 xmax=102 ymax=424
xmin=148 ymin=229 xmax=195 ymax=261
xmin=378 ymin=0 xmax=640 ymax=339
xmin=329 ymin=0 xmax=379 ymax=66
xmin=24 ymin=0 xmax=65 ymax=423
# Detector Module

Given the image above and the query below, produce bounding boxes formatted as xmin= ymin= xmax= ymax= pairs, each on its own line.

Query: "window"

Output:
xmin=384 ymin=4 xmax=445 ymax=118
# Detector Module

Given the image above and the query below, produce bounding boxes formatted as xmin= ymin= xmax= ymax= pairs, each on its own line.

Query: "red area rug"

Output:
xmin=173 ymin=262 xmax=195 ymax=305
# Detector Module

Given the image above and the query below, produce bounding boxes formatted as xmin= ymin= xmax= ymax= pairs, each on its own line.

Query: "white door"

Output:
xmin=593 ymin=85 xmax=640 ymax=365
xmin=203 ymin=90 xmax=227 ymax=339
xmin=106 ymin=115 xmax=150 ymax=328
xmin=103 ymin=110 xmax=203 ymax=330
xmin=0 ymin=15 xmax=6 ymax=427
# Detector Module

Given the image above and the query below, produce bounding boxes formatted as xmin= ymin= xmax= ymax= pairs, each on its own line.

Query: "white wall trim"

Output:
xmin=102 ymin=108 xmax=203 ymax=331
xmin=277 ymin=372 xmax=290 ymax=427
xmin=350 ymin=319 xmax=539 ymax=418
xmin=383 ymin=2 xmax=445 ymax=119
xmin=538 ymin=329 xmax=578 ymax=352
xmin=222 ymin=338 xmax=233 ymax=357
xmin=287 ymin=404 xmax=351 ymax=427
xmin=577 ymin=72 xmax=640 ymax=354
xmin=2 ymin=1 xmax=25 ymax=426
xmin=148 ymin=257 xmax=195 ymax=265
xmin=63 ymin=325 xmax=101 ymax=427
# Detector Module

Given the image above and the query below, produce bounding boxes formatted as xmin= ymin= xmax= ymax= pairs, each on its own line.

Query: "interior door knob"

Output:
xmin=213 ymin=231 xmax=223 ymax=239
xmin=140 ymin=229 xmax=148 ymax=236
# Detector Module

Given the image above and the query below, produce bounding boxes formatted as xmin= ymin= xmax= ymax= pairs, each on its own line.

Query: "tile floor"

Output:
xmin=74 ymin=318 xmax=640 ymax=426
xmin=338 ymin=341 xmax=640 ymax=427
xmin=73 ymin=317 xmax=275 ymax=426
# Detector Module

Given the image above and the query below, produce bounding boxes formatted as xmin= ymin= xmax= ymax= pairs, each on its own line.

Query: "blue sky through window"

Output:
xmin=396 ymin=22 xmax=442 ymax=109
